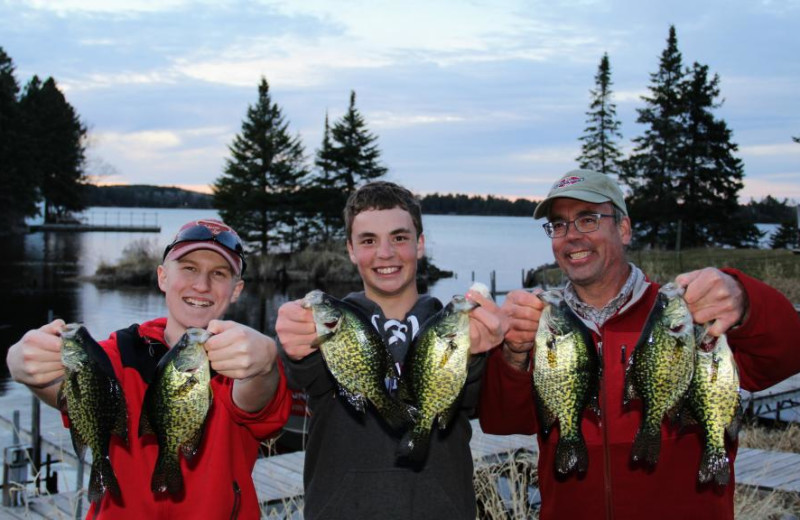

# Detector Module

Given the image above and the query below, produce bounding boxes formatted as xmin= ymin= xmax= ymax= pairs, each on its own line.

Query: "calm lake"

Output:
xmin=0 ymin=208 xmax=555 ymax=397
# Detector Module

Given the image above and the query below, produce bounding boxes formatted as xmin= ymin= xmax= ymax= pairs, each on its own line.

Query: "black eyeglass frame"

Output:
xmin=542 ymin=213 xmax=617 ymax=239
xmin=163 ymin=225 xmax=247 ymax=275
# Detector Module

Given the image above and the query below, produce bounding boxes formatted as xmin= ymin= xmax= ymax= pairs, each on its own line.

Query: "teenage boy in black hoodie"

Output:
xmin=276 ymin=181 xmax=505 ymax=519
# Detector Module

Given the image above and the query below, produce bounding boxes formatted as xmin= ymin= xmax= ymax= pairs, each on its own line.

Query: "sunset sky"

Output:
xmin=2 ymin=0 xmax=798 ymax=202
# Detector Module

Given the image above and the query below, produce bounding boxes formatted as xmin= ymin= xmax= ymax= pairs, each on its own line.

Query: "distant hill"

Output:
xmin=85 ymin=184 xmax=213 ymax=208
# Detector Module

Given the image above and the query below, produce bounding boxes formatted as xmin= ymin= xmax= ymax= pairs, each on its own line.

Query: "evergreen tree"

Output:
xmin=213 ymin=77 xmax=309 ymax=254
xmin=328 ymin=91 xmax=388 ymax=193
xmin=310 ymin=112 xmax=347 ymax=241
xmin=0 ymin=47 xmax=37 ymax=231
xmin=19 ymin=75 xmax=88 ymax=223
xmin=769 ymin=221 xmax=798 ymax=249
xmin=619 ymin=26 xmax=686 ymax=248
xmin=577 ymin=53 xmax=624 ymax=175
xmin=677 ymin=62 xmax=759 ymax=247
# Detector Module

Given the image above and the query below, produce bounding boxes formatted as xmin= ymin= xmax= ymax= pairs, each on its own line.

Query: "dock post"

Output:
xmin=490 ymin=271 xmax=496 ymax=300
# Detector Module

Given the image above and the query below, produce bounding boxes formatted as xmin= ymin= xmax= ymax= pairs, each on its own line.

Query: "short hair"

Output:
xmin=343 ymin=181 xmax=423 ymax=241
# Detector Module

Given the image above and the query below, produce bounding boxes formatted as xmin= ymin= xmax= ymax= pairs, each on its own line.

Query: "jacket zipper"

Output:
xmin=598 ymin=339 xmax=614 ymax=520
xmin=230 ymin=480 xmax=241 ymax=520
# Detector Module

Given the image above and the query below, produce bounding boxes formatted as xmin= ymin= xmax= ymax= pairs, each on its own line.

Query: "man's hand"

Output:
xmin=206 ymin=320 xmax=280 ymax=412
xmin=275 ymin=300 xmax=319 ymax=361
xmin=499 ymin=289 xmax=545 ymax=370
xmin=466 ymin=289 xmax=507 ymax=355
xmin=6 ymin=319 xmax=67 ymax=407
xmin=675 ymin=268 xmax=748 ymax=337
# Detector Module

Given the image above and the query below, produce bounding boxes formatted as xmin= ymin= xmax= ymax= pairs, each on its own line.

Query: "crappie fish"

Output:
xmin=58 ymin=323 xmax=128 ymax=504
xmin=397 ymin=293 xmax=478 ymax=463
xmin=303 ymin=290 xmax=417 ymax=430
xmin=624 ymin=282 xmax=695 ymax=466
xmin=139 ymin=328 xmax=212 ymax=495
xmin=533 ymin=290 xmax=600 ymax=476
xmin=682 ymin=328 xmax=742 ymax=486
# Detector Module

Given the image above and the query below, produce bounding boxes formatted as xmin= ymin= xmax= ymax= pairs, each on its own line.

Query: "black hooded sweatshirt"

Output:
xmin=279 ymin=291 xmax=486 ymax=520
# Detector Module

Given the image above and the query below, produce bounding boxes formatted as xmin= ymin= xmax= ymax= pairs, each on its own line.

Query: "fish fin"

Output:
xmin=337 ymin=385 xmax=367 ymax=413
xmin=533 ymin=392 xmax=557 ymax=439
xmin=69 ymin=429 xmax=88 ymax=462
xmin=376 ymin=392 xmax=418 ymax=430
xmin=622 ymin=352 xmax=638 ymax=407
xmin=138 ymin=406 xmax=155 ymax=437
xmin=180 ymin=427 xmax=205 ymax=462
xmin=151 ymin=453 xmax=183 ymax=496
xmin=630 ymin=425 xmax=661 ymax=466
xmin=396 ymin=423 xmax=432 ymax=464
xmin=111 ymin=383 xmax=129 ymax=444
xmin=697 ymin=448 xmax=731 ymax=486
xmin=555 ymin=435 xmax=589 ymax=476
xmin=726 ymin=401 xmax=744 ymax=441
xmin=89 ymin=456 xmax=120 ymax=504
xmin=438 ymin=404 xmax=458 ymax=431
xmin=311 ymin=332 xmax=334 ymax=348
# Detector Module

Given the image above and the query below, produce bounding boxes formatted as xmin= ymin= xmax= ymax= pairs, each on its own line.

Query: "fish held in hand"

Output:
xmin=303 ymin=290 xmax=417 ymax=430
xmin=139 ymin=327 xmax=213 ymax=496
xmin=533 ymin=290 xmax=600 ymax=477
xmin=624 ymin=282 xmax=695 ymax=466
xmin=397 ymin=294 xmax=477 ymax=463
xmin=682 ymin=328 xmax=742 ymax=486
xmin=59 ymin=323 xmax=128 ymax=504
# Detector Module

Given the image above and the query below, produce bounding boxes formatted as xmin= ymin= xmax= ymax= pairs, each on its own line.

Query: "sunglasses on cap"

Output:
xmin=163 ymin=224 xmax=247 ymax=274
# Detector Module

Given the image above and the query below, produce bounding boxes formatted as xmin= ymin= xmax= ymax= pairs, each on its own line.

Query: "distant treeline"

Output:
xmin=85 ymin=184 xmax=214 ymax=208
xmin=84 ymin=184 xmax=796 ymax=223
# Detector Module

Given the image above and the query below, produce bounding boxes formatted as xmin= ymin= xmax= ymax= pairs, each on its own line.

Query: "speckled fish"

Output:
xmin=624 ymin=282 xmax=695 ymax=466
xmin=533 ymin=290 xmax=600 ymax=476
xmin=303 ymin=290 xmax=417 ymax=430
xmin=139 ymin=327 xmax=212 ymax=495
xmin=682 ymin=328 xmax=742 ymax=486
xmin=397 ymin=285 xmax=487 ymax=463
xmin=58 ymin=323 xmax=128 ymax=505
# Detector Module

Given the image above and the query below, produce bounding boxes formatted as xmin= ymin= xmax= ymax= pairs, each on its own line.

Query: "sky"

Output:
xmin=1 ymin=0 xmax=799 ymax=203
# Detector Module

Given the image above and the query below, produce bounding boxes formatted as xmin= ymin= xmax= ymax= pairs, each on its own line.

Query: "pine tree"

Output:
xmin=577 ymin=53 xmax=624 ymax=175
xmin=769 ymin=221 xmax=798 ymax=249
xmin=0 ymin=47 xmax=37 ymax=232
xmin=620 ymin=26 xmax=689 ymax=248
xmin=310 ymin=112 xmax=347 ymax=241
xmin=19 ymin=75 xmax=88 ymax=223
xmin=329 ymin=91 xmax=388 ymax=193
xmin=213 ymin=77 xmax=308 ymax=254
xmin=677 ymin=62 xmax=759 ymax=247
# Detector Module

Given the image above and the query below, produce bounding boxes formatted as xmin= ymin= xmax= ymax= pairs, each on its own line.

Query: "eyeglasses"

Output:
xmin=542 ymin=213 xmax=616 ymax=238
xmin=163 ymin=224 xmax=247 ymax=274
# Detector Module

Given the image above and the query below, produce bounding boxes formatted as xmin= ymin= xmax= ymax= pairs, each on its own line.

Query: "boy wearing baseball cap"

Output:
xmin=7 ymin=218 xmax=291 ymax=519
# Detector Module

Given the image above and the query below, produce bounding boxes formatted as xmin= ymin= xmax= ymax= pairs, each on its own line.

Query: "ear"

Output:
xmin=157 ymin=264 xmax=168 ymax=294
xmin=618 ymin=216 xmax=632 ymax=246
xmin=416 ymin=233 xmax=425 ymax=260
xmin=229 ymin=279 xmax=245 ymax=303
xmin=347 ymin=240 xmax=357 ymax=264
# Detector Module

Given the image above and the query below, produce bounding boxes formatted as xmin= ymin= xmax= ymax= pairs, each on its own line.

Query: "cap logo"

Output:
xmin=555 ymin=176 xmax=584 ymax=189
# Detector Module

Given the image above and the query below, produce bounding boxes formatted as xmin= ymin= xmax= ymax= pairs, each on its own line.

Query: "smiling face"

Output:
xmin=157 ymin=249 xmax=244 ymax=345
xmin=549 ymin=198 xmax=632 ymax=307
xmin=347 ymin=207 xmax=424 ymax=314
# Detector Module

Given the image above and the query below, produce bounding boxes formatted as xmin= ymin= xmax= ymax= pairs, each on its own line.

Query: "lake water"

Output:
xmin=0 ymin=208 xmax=554 ymax=396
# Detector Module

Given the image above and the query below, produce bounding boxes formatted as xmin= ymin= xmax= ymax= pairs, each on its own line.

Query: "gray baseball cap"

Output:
xmin=533 ymin=169 xmax=628 ymax=220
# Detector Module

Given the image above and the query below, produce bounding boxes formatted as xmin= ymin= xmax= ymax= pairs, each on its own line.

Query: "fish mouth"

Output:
xmin=184 ymin=297 xmax=213 ymax=308
xmin=374 ymin=266 xmax=401 ymax=275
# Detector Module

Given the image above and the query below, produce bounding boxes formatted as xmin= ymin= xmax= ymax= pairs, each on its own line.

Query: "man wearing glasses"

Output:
xmin=479 ymin=169 xmax=800 ymax=520
xmin=7 ymin=218 xmax=291 ymax=519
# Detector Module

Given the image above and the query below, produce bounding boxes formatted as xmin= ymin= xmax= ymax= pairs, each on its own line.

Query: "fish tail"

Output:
xmin=698 ymin=448 xmax=731 ymax=486
xmin=88 ymin=456 xmax=120 ymax=504
xmin=555 ymin=435 xmax=589 ymax=475
xmin=396 ymin=425 xmax=431 ymax=464
xmin=151 ymin=453 xmax=184 ymax=496
xmin=630 ymin=425 xmax=662 ymax=466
